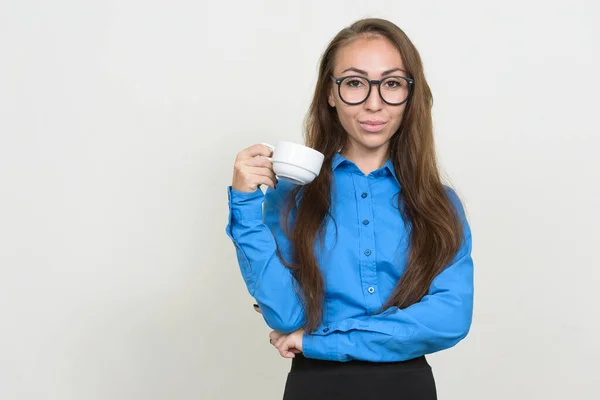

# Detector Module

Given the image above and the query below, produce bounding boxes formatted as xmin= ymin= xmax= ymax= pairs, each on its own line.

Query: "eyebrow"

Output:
xmin=340 ymin=67 xmax=406 ymax=76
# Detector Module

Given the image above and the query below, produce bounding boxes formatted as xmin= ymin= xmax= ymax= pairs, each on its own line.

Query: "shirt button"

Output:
xmin=362 ymin=219 xmax=369 ymax=225
xmin=368 ymin=287 xmax=375 ymax=294
xmin=361 ymin=193 xmax=368 ymax=198
xmin=364 ymin=249 xmax=371 ymax=256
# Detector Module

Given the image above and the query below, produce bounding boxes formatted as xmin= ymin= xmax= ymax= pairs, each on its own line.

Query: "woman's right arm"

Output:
xmin=225 ymin=144 xmax=305 ymax=334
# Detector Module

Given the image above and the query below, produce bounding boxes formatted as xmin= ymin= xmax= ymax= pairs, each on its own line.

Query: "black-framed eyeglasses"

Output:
xmin=330 ymin=75 xmax=414 ymax=106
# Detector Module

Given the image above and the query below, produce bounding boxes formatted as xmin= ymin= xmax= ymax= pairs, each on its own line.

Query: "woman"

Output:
xmin=225 ymin=18 xmax=473 ymax=400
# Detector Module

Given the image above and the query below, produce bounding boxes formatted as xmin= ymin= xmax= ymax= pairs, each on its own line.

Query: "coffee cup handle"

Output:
xmin=260 ymin=143 xmax=275 ymax=161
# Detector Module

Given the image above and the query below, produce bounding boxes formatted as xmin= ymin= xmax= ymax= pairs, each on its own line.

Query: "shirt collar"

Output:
xmin=332 ymin=152 xmax=400 ymax=185
xmin=331 ymin=152 xmax=347 ymax=170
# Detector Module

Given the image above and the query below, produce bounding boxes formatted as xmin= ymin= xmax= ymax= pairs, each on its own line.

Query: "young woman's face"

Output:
xmin=329 ymin=36 xmax=408 ymax=154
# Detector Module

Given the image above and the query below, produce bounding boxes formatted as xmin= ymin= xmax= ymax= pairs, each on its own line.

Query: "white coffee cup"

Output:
xmin=261 ymin=141 xmax=324 ymax=185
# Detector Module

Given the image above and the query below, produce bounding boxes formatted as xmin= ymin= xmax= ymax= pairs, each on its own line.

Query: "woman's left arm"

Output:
xmin=301 ymin=218 xmax=474 ymax=362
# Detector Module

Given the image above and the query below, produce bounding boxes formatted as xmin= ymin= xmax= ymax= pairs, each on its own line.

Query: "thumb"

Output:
xmin=279 ymin=339 xmax=296 ymax=359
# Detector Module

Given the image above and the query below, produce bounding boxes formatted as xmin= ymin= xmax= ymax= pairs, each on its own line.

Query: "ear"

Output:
xmin=328 ymin=88 xmax=336 ymax=108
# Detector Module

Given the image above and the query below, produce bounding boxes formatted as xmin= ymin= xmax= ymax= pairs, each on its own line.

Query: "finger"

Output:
xmin=245 ymin=168 xmax=276 ymax=189
xmin=253 ymin=304 xmax=262 ymax=314
xmin=276 ymin=338 xmax=296 ymax=359
xmin=274 ymin=336 xmax=295 ymax=357
xmin=233 ymin=158 xmax=274 ymax=176
xmin=244 ymin=156 xmax=274 ymax=169
xmin=237 ymin=144 xmax=273 ymax=161
xmin=233 ymin=172 xmax=276 ymax=192
xmin=274 ymin=334 xmax=287 ymax=348
xmin=245 ymin=166 xmax=276 ymax=181
xmin=269 ymin=331 xmax=283 ymax=343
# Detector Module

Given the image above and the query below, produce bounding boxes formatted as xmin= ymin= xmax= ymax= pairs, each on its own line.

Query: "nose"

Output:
xmin=364 ymin=82 xmax=383 ymax=112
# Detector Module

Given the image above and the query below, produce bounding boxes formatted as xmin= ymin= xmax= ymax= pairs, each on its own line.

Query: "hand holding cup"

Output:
xmin=232 ymin=141 xmax=325 ymax=192
xmin=231 ymin=144 xmax=277 ymax=193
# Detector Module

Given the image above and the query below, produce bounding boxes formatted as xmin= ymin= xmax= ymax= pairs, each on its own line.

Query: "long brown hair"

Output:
xmin=279 ymin=18 xmax=465 ymax=333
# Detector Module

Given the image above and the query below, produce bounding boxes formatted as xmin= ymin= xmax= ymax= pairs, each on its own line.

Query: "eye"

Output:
xmin=384 ymin=79 xmax=404 ymax=89
xmin=343 ymin=78 xmax=365 ymax=89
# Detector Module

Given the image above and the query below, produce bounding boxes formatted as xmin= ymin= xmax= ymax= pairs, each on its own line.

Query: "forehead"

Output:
xmin=333 ymin=36 xmax=404 ymax=75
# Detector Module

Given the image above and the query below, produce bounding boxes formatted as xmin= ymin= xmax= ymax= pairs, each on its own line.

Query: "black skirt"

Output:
xmin=282 ymin=353 xmax=437 ymax=400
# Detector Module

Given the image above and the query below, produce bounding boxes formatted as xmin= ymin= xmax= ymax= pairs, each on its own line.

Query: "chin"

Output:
xmin=356 ymin=133 xmax=393 ymax=149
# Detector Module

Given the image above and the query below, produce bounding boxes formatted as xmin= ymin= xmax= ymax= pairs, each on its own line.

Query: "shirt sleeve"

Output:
xmin=302 ymin=190 xmax=474 ymax=362
xmin=225 ymin=184 xmax=305 ymax=334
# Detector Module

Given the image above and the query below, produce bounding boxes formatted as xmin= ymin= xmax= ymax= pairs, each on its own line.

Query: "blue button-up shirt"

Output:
xmin=226 ymin=152 xmax=474 ymax=362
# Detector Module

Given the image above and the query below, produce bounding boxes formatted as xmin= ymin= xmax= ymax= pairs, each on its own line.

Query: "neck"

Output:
xmin=340 ymin=142 xmax=390 ymax=176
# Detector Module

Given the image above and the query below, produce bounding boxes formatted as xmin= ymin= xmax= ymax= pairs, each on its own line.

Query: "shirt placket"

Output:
xmin=353 ymin=174 xmax=380 ymax=313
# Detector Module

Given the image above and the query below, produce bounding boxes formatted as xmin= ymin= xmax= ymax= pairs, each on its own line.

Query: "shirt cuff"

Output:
xmin=302 ymin=331 xmax=338 ymax=361
xmin=227 ymin=186 xmax=265 ymax=221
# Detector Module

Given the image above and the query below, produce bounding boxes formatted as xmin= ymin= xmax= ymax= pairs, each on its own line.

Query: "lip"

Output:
xmin=359 ymin=120 xmax=387 ymax=133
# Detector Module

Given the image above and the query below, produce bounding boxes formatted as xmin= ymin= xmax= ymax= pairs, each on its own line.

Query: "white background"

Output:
xmin=1 ymin=1 xmax=599 ymax=399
